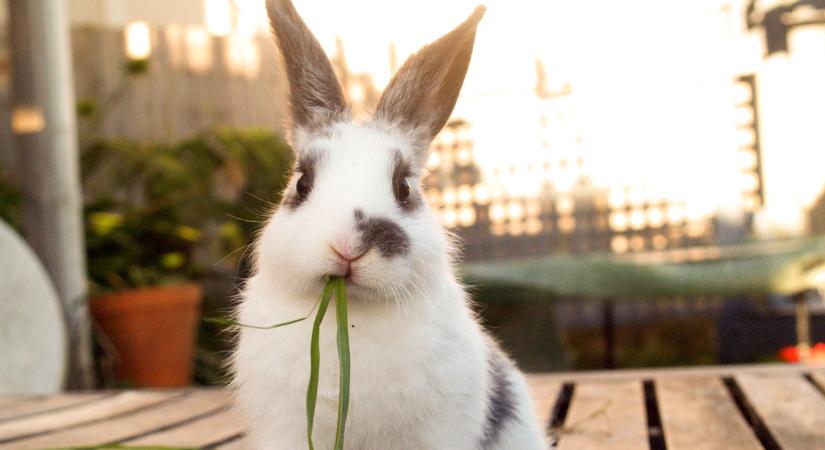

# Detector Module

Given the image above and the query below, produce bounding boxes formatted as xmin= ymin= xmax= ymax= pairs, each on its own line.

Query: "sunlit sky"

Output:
xmin=58 ymin=0 xmax=825 ymax=235
xmin=278 ymin=0 xmax=824 ymax=235
xmin=281 ymin=0 xmax=745 ymax=214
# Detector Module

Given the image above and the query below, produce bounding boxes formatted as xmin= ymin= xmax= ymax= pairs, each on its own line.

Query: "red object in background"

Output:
xmin=90 ymin=284 xmax=202 ymax=387
xmin=778 ymin=342 xmax=825 ymax=363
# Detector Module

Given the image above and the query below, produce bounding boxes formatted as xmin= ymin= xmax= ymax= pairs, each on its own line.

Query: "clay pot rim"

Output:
xmin=90 ymin=283 xmax=202 ymax=317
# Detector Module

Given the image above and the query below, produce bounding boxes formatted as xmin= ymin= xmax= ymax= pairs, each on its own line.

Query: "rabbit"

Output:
xmin=230 ymin=1 xmax=550 ymax=449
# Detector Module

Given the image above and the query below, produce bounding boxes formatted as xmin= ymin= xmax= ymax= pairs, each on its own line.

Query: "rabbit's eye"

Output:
xmin=296 ymin=173 xmax=311 ymax=197
xmin=396 ymin=178 xmax=411 ymax=202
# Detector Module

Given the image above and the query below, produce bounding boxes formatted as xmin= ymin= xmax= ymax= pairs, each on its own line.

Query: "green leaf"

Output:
xmin=306 ymin=279 xmax=335 ymax=450
xmin=160 ymin=252 xmax=185 ymax=270
xmin=333 ymin=277 xmax=350 ymax=450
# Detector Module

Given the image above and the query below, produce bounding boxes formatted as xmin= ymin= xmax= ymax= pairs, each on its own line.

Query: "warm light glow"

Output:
xmin=234 ymin=0 xmax=266 ymax=37
xmin=558 ymin=216 xmax=576 ymax=233
xmin=630 ymin=236 xmax=646 ymax=252
xmin=556 ymin=196 xmax=574 ymax=215
xmin=442 ymin=187 xmax=456 ymax=205
xmin=205 ymin=0 xmax=233 ymax=36
xmin=526 ymin=219 xmax=543 ymax=235
xmin=508 ymin=221 xmax=524 ymax=236
xmin=442 ymin=208 xmax=458 ymax=227
xmin=459 ymin=207 xmax=476 ymax=227
xmin=349 ymin=84 xmax=366 ymax=104
xmin=427 ymin=152 xmax=440 ymax=169
xmin=473 ymin=183 xmax=490 ymax=204
xmin=284 ymin=0 xmax=825 ymax=238
xmin=652 ymin=235 xmax=669 ymax=250
xmin=456 ymin=148 xmax=472 ymax=165
xmin=125 ymin=21 xmax=152 ymax=60
xmin=457 ymin=185 xmax=473 ymax=204
xmin=489 ymin=203 xmax=506 ymax=223
xmin=226 ymin=33 xmax=260 ymax=78
xmin=647 ymin=208 xmax=665 ymax=228
xmin=630 ymin=209 xmax=646 ymax=230
xmin=185 ymin=26 xmax=214 ymax=73
xmin=11 ymin=106 xmax=45 ymax=134
xmin=507 ymin=201 xmax=524 ymax=220
xmin=611 ymin=236 xmax=629 ymax=254
xmin=610 ymin=212 xmax=628 ymax=232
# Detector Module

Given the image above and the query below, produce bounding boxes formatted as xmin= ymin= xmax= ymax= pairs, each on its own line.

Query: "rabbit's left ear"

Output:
xmin=266 ymin=0 xmax=347 ymax=134
xmin=376 ymin=6 xmax=485 ymax=149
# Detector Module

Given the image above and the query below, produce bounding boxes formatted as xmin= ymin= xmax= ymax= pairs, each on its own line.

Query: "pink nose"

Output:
xmin=330 ymin=244 xmax=366 ymax=262
xmin=328 ymin=242 xmax=368 ymax=277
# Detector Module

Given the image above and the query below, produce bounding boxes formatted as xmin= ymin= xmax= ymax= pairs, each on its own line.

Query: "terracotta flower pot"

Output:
xmin=90 ymin=284 xmax=202 ymax=387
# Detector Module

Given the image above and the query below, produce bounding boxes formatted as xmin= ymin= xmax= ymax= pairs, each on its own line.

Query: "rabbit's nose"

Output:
xmin=328 ymin=243 xmax=368 ymax=278
xmin=329 ymin=243 xmax=367 ymax=263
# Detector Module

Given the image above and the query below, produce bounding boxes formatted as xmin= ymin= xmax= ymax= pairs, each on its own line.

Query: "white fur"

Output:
xmin=231 ymin=122 xmax=549 ymax=449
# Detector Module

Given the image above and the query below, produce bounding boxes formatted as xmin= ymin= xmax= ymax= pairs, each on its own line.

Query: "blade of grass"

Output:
xmin=333 ymin=277 xmax=350 ymax=450
xmin=204 ymin=296 xmax=321 ymax=330
xmin=307 ymin=279 xmax=335 ymax=450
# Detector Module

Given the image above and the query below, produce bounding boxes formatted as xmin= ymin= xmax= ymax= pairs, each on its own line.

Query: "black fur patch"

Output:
xmin=354 ymin=209 xmax=409 ymax=258
xmin=392 ymin=152 xmax=421 ymax=213
xmin=480 ymin=347 xmax=517 ymax=449
xmin=284 ymin=155 xmax=318 ymax=209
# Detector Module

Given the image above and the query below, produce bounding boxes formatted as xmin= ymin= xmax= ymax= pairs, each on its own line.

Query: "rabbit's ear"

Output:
xmin=266 ymin=0 xmax=347 ymax=132
xmin=376 ymin=6 xmax=485 ymax=147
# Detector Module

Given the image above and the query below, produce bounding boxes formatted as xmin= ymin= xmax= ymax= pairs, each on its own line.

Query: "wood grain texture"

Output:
xmin=809 ymin=370 xmax=825 ymax=393
xmin=0 ymin=390 xmax=181 ymax=443
xmin=656 ymin=377 xmax=760 ymax=450
xmin=125 ymin=407 xmax=245 ymax=447
xmin=4 ymin=390 xmax=230 ymax=450
xmin=737 ymin=373 xmax=825 ymax=450
xmin=215 ymin=436 xmax=250 ymax=450
xmin=0 ymin=393 xmax=110 ymax=422
xmin=557 ymin=380 xmax=648 ymax=450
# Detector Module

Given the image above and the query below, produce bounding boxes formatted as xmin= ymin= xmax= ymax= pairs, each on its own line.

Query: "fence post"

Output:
xmin=8 ymin=0 xmax=93 ymax=389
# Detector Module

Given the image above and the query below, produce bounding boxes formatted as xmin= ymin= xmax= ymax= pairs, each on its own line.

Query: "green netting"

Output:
xmin=462 ymin=236 xmax=825 ymax=299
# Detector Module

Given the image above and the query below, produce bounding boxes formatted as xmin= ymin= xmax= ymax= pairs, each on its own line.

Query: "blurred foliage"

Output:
xmin=563 ymin=317 xmax=717 ymax=370
xmin=0 ymin=128 xmax=293 ymax=386
xmin=81 ymin=127 xmax=293 ymax=294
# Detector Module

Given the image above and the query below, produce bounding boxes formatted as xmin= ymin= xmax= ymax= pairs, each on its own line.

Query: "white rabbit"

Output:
xmin=231 ymin=1 xmax=549 ymax=449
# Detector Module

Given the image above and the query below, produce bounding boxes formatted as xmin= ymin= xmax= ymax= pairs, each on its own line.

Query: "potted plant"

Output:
xmin=81 ymin=130 xmax=293 ymax=387
xmin=82 ymin=138 xmax=207 ymax=387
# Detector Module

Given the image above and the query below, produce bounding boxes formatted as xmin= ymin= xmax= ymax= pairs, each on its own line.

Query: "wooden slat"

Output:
xmin=526 ymin=363 xmax=813 ymax=383
xmin=125 ymin=407 xmax=245 ymax=447
xmin=525 ymin=374 xmax=561 ymax=431
xmin=0 ymin=393 xmax=110 ymax=422
xmin=0 ymin=391 xmax=181 ymax=443
xmin=656 ymin=377 xmax=760 ymax=450
xmin=810 ymin=370 xmax=825 ymax=392
xmin=557 ymin=380 xmax=648 ymax=450
xmin=215 ymin=436 xmax=249 ymax=450
xmin=737 ymin=373 xmax=825 ymax=450
xmin=7 ymin=390 xmax=231 ymax=449
xmin=0 ymin=397 xmax=39 ymax=414
xmin=0 ymin=397 xmax=25 ymax=407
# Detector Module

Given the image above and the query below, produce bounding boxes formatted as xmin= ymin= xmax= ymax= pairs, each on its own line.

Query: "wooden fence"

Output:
xmin=0 ymin=25 xmax=286 ymax=148
xmin=70 ymin=26 xmax=287 ymax=142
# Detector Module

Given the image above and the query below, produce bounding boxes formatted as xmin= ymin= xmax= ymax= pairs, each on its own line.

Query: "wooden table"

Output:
xmin=1 ymin=364 xmax=823 ymax=449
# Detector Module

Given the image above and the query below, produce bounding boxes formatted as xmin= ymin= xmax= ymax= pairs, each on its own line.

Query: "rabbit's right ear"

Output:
xmin=376 ymin=6 xmax=485 ymax=152
xmin=266 ymin=0 xmax=347 ymax=134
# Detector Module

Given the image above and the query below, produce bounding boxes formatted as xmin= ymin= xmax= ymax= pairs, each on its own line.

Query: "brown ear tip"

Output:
xmin=469 ymin=5 xmax=487 ymax=23
xmin=265 ymin=0 xmax=294 ymax=17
